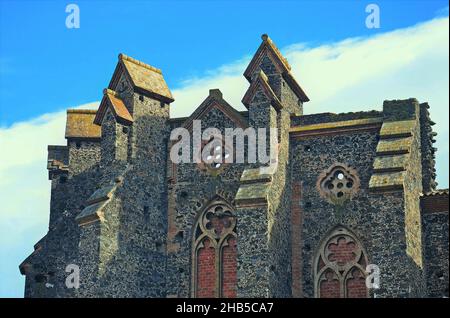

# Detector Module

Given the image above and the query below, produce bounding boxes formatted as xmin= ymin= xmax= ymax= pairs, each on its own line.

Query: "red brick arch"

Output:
xmin=314 ymin=226 xmax=369 ymax=298
xmin=191 ymin=200 xmax=237 ymax=298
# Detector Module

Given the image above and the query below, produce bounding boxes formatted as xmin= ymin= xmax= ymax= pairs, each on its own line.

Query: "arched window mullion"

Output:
xmin=192 ymin=201 xmax=236 ymax=298
xmin=218 ymin=232 xmax=237 ymax=298
xmin=314 ymin=226 xmax=369 ymax=298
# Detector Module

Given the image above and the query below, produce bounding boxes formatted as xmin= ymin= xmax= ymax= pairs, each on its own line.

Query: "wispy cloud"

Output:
xmin=0 ymin=17 xmax=448 ymax=297
xmin=170 ymin=16 xmax=448 ymax=188
xmin=0 ymin=102 xmax=98 ymax=297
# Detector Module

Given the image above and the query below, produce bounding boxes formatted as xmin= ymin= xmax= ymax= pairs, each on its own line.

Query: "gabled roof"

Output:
xmin=244 ymin=34 xmax=291 ymax=79
xmin=65 ymin=109 xmax=101 ymax=140
xmin=242 ymin=70 xmax=282 ymax=111
xmin=108 ymin=53 xmax=174 ymax=103
xmin=243 ymin=34 xmax=309 ymax=103
xmin=94 ymin=89 xmax=133 ymax=126
xmin=181 ymin=89 xmax=248 ymax=131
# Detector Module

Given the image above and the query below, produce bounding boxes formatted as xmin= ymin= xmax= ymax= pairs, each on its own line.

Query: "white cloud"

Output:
xmin=0 ymin=17 xmax=448 ymax=296
xmin=170 ymin=16 xmax=448 ymax=188
xmin=0 ymin=102 xmax=99 ymax=297
xmin=0 ymin=103 xmax=98 ymax=240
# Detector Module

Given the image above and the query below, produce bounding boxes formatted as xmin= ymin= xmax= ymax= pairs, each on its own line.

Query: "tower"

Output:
xmin=75 ymin=54 xmax=174 ymax=297
xmin=235 ymin=34 xmax=309 ymax=297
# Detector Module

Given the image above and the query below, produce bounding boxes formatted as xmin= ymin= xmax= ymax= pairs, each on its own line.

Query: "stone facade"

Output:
xmin=20 ymin=35 xmax=448 ymax=298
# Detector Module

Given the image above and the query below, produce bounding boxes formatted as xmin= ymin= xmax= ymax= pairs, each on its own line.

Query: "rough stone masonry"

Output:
xmin=19 ymin=35 xmax=448 ymax=298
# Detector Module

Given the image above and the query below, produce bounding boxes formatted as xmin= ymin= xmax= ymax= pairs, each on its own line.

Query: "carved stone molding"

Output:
xmin=314 ymin=226 xmax=368 ymax=298
xmin=316 ymin=163 xmax=360 ymax=205
xmin=191 ymin=200 xmax=237 ymax=298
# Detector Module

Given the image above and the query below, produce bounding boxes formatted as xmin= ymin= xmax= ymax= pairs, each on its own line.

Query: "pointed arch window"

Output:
xmin=192 ymin=201 xmax=237 ymax=298
xmin=314 ymin=226 xmax=369 ymax=298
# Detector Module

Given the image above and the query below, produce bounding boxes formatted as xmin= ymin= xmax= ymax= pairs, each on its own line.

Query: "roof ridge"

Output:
xmin=181 ymin=89 xmax=248 ymax=131
xmin=67 ymin=109 xmax=97 ymax=114
xmin=261 ymin=34 xmax=291 ymax=71
xmin=242 ymin=69 xmax=282 ymax=110
xmin=118 ymin=53 xmax=162 ymax=74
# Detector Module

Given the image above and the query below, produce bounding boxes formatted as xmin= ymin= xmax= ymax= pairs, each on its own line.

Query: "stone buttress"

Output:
xmin=19 ymin=35 xmax=448 ymax=298
xmin=74 ymin=54 xmax=174 ymax=297
xmin=235 ymin=34 xmax=309 ymax=297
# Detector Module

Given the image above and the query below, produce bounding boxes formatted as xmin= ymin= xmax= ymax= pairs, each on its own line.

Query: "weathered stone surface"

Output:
xmin=376 ymin=137 xmax=412 ymax=155
xmin=421 ymin=190 xmax=449 ymax=297
xmin=369 ymin=171 xmax=405 ymax=189
xmin=379 ymin=120 xmax=415 ymax=138
xmin=19 ymin=35 xmax=447 ymax=299
xmin=373 ymin=154 xmax=409 ymax=172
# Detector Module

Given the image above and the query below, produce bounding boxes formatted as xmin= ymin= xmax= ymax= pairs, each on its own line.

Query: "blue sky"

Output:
xmin=0 ymin=0 xmax=448 ymax=125
xmin=0 ymin=0 xmax=449 ymax=298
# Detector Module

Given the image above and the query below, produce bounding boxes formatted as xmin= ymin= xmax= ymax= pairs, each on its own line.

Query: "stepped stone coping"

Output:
xmin=373 ymin=154 xmax=409 ymax=173
xmin=76 ymin=182 xmax=119 ymax=225
xmin=240 ymin=168 xmax=273 ymax=184
xmin=242 ymin=69 xmax=283 ymax=111
xmin=235 ymin=182 xmax=271 ymax=206
xmin=379 ymin=120 xmax=415 ymax=139
xmin=75 ymin=201 xmax=108 ymax=225
xmin=376 ymin=137 xmax=412 ymax=155
xmin=85 ymin=183 xmax=117 ymax=205
xmin=369 ymin=171 xmax=405 ymax=191
xmin=290 ymin=117 xmax=383 ymax=133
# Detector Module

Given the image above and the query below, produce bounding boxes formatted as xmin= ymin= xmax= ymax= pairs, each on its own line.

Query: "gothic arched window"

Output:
xmin=192 ymin=201 xmax=237 ymax=298
xmin=314 ymin=226 xmax=368 ymax=298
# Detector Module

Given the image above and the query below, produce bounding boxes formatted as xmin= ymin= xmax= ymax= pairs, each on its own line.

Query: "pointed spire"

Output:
xmin=243 ymin=34 xmax=309 ymax=103
xmin=244 ymin=34 xmax=291 ymax=81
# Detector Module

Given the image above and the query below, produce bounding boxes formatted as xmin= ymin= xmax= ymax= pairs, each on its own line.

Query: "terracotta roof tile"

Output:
xmin=94 ymin=89 xmax=133 ymax=125
xmin=421 ymin=189 xmax=449 ymax=214
xmin=118 ymin=54 xmax=174 ymax=102
xmin=105 ymin=89 xmax=133 ymax=124
xmin=65 ymin=109 xmax=101 ymax=139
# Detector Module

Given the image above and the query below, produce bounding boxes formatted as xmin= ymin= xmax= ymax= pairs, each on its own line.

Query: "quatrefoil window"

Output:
xmin=197 ymin=135 xmax=232 ymax=175
xmin=201 ymin=204 xmax=235 ymax=239
xmin=317 ymin=164 xmax=360 ymax=205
